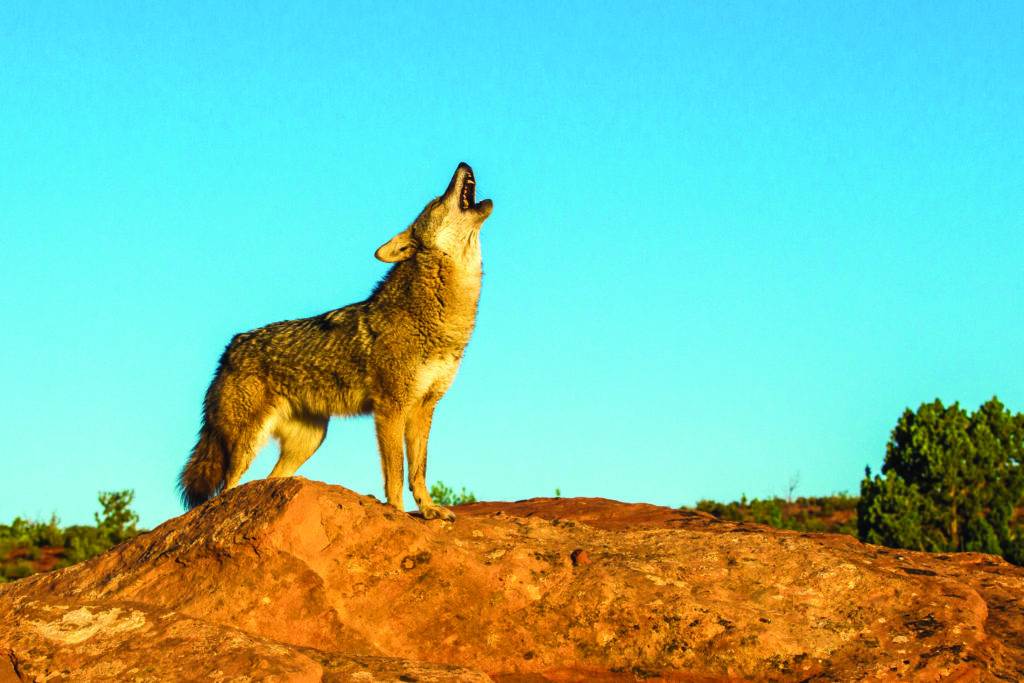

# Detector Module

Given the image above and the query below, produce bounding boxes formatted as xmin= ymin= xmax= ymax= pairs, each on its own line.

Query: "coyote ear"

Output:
xmin=374 ymin=228 xmax=418 ymax=263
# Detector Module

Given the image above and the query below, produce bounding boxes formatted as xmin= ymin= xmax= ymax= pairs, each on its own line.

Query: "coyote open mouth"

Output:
xmin=443 ymin=162 xmax=491 ymax=218
xmin=459 ymin=168 xmax=476 ymax=210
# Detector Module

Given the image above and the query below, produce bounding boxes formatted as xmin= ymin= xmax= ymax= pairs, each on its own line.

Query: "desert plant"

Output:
xmin=1 ymin=560 xmax=35 ymax=581
xmin=95 ymin=490 xmax=140 ymax=544
xmin=695 ymin=493 xmax=859 ymax=536
xmin=429 ymin=481 xmax=477 ymax=507
xmin=0 ymin=489 xmax=144 ymax=580
xmin=63 ymin=524 xmax=112 ymax=564
xmin=29 ymin=514 xmax=64 ymax=547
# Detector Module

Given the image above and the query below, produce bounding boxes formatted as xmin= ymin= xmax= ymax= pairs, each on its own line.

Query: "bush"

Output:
xmin=96 ymin=490 xmax=140 ymax=544
xmin=429 ymin=481 xmax=477 ymax=507
xmin=63 ymin=524 xmax=112 ymax=564
xmin=695 ymin=494 xmax=858 ymax=535
xmin=1 ymin=560 xmax=35 ymax=581
xmin=31 ymin=515 xmax=65 ymax=547
xmin=0 ymin=489 xmax=143 ymax=580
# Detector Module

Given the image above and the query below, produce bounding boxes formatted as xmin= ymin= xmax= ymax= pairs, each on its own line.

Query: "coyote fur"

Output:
xmin=179 ymin=163 xmax=492 ymax=520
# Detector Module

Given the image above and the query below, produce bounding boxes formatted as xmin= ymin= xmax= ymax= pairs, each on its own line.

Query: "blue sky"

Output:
xmin=1 ymin=2 xmax=1021 ymax=527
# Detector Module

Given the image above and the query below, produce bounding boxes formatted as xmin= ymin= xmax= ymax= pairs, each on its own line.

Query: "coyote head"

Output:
xmin=375 ymin=163 xmax=493 ymax=266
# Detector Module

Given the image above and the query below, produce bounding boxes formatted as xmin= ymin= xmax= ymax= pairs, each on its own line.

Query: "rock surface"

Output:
xmin=2 ymin=478 xmax=1022 ymax=681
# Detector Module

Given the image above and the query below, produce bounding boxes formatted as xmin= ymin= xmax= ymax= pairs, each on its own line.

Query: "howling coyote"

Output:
xmin=179 ymin=163 xmax=492 ymax=520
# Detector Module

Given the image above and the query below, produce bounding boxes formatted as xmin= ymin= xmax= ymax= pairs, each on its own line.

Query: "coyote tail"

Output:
xmin=179 ymin=425 xmax=227 ymax=509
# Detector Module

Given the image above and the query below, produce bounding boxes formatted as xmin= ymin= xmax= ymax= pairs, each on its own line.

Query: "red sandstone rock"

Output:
xmin=1 ymin=478 xmax=1022 ymax=681
xmin=570 ymin=548 xmax=591 ymax=567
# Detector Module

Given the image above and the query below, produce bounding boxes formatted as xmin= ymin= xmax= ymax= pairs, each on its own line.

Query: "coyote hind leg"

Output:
xmin=269 ymin=414 xmax=329 ymax=478
xmin=222 ymin=438 xmax=261 ymax=492
xmin=218 ymin=377 xmax=276 ymax=492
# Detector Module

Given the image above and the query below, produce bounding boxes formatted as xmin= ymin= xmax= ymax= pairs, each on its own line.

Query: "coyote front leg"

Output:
xmin=406 ymin=398 xmax=454 ymax=521
xmin=374 ymin=407 xmax=406 ymax=510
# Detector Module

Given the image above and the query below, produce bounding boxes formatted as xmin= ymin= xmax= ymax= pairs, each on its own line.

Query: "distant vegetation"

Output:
xmin=696 ymin=493 xmax=859 ymax=536
xmin=430 ymin=481 xmax=478 ymax=507
xmin=0 ymin=490 xmax=141 ymax=583
xmin=697 ymin=397 xmax=1024 ymax=567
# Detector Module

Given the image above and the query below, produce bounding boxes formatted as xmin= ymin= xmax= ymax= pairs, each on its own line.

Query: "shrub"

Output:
xmin=63 ymin=525 xmax=112 ymax=564
xmin=95 ymin=490 xmax=140 ymax=544
xmin=429 ymin=481 xmax=477 ymax=507
xmin=0 ymin=489 xmax=143 ymax=580
xmin=1 ymin=560 xmax=35 ymax=581
xmin=696 ymin=493 xmax=859 ymax=535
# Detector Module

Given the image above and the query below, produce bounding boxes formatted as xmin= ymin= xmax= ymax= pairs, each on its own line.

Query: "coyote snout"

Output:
xmin=179 ymin=163 xmax=493 ymax=521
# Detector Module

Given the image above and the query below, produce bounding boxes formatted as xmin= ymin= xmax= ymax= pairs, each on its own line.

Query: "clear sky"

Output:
xmin=1 ymin=2 xmax=1021 ymax=528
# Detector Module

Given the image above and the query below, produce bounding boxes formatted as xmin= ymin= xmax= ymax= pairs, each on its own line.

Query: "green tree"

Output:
xmin=967 ymin=398 xmax=1024 ymax=553
xmin=857 ymin=467 xmax=930 ymax=550
xmin=95 ymin=490 xmax=140 ymax=544
xmin=859 ymin=397 xmax=1024 ymax=563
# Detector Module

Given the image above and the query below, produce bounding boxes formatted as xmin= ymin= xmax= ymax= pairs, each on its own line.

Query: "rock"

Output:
xmin=570 ymin=549 xmax=591 ymax=567
xmin=2 ymin=478 xmax=1023 ymax=681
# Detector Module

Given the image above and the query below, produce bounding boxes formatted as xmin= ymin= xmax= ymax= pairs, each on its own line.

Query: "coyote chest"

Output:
xmin=412 ymin=355 xmax=461 ymax=400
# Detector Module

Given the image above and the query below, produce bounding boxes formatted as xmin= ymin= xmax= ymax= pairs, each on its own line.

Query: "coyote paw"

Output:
xmin=420 ymin=504 xmax=456 ymax=522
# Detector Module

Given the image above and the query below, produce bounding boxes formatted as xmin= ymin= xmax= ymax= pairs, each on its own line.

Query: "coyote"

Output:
xmin=179 ymin=163 xmax=492 ymax=520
